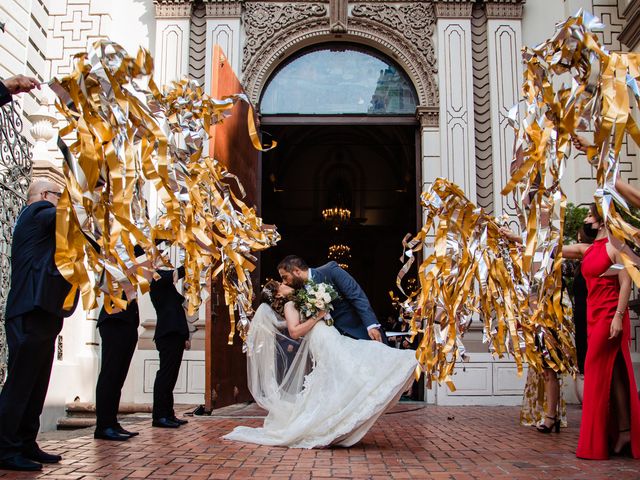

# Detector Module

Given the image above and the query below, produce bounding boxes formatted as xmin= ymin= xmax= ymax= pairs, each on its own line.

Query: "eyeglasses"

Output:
xmin=44 ymin=191 xmax=62 ymax=198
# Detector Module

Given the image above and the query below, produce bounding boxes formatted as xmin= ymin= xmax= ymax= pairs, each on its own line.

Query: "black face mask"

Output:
xmin=583 ymin=222 xmax=599 ymax=240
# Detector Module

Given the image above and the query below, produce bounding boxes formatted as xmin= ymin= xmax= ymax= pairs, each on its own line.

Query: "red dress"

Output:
xmin=577 ymin=237 xmax=640 ymax=459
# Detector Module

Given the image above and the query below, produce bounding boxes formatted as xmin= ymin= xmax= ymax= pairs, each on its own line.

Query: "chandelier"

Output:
xmin=328 ymin=243 xmax=351 ymax=270
xmin=322 ymin=207 xmax=351 ymax=230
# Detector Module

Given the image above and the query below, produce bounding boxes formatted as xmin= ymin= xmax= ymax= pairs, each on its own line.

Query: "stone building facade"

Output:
xmin=1 ymin=0 xmax=639 ymax=430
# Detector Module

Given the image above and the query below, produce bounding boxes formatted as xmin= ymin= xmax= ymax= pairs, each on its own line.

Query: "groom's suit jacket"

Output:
xmin=311 ymin=261 xmax=378 ymax=340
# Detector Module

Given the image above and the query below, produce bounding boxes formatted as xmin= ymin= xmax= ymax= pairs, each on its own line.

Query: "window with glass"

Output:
xmin=260 ymin=44 xmax=418 ymax=115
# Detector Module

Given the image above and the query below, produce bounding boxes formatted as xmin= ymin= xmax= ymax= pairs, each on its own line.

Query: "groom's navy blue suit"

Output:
xmin=310 ymin=261 xmax=379 ymax=341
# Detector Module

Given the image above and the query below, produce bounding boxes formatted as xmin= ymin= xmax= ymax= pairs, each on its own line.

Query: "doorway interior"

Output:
xmin=259 ymin=121 xmax=422 ymax=400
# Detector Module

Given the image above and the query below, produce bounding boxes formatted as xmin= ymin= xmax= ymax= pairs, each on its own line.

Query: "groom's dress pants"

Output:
xmin=0 ymin=311 xmax=63 ymax=459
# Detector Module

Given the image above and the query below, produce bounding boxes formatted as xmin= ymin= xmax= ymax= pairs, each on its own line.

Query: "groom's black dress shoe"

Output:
xmin=170 ymin=416 xmax=188 ymax=425
xmin=94 ymin=427 xmax=131 ymax=441
xmin=152 ymin=417 xmax=180 ymax=428
xmin=0 ymin=454 xmax=42 ymax=471
xmin=24 ymin=446 xmax=62 ymax=463
xmin=115 ymin=426 xmax=139 ymax=437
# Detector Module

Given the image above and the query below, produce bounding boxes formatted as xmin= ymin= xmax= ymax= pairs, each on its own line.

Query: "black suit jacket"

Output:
xmin=149 ymin=267 xmax=189 ymax=341
xmin=5 ymin=201 xmax=77 ymax=320
xmin=0 ymin=81 xmax=11 ymax=107
xmin=311 ymin=261 xmax=378 ymax=340
xmin=98 ymin=298 xmax=140 ymax=327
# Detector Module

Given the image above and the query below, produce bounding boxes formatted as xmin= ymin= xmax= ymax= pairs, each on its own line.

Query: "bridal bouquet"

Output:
xmin=294 ymin=281 xmax=339 ymax=326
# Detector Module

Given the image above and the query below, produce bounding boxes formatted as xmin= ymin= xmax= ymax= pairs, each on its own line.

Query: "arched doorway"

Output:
xmin=258 ymin=43 xmax=422 ymax=399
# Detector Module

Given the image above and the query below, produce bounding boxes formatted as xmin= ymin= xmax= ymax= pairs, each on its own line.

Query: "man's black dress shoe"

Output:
xmin=170 ymin=416 xmax=188 ymax=425
xmin=115 ymin=425 xmax=139 ymax=437
xmin=94 ymin=427 xmax=130 ymax=441
xmin=152 ymin=417 xmax=180 ymax=428
xmin=0 ymin=454 xmax=42 ymax=471
xmin=24 ymin=446 xmax=62 ymax=463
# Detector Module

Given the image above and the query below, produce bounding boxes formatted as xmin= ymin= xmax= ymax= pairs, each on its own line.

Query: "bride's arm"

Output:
xmin=284 ymin=302 xmax=323 ymax=339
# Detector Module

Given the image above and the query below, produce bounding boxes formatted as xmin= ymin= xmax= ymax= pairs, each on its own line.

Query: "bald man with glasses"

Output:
xmin=0 ymin=180 xmax=77 ymax=471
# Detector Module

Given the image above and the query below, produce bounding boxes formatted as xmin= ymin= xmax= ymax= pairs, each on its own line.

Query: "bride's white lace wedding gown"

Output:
xmin=223 ymin=309 xmax=418 ymax=448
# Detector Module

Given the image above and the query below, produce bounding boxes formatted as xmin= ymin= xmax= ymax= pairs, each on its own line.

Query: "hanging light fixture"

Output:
xmin=322 ymin=207 xmax=351 ymax=230
xmin=328 ymin=243 xmax=351 ymax=269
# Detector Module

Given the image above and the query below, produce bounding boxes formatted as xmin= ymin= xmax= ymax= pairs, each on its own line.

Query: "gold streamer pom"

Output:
xmin=50 ymin=40 xmax=279 ymax=344
xmin=398 ymin=178 xmax=575 ymax=390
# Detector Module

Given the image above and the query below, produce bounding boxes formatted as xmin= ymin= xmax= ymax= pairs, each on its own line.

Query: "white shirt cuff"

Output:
xmin=367 ymin=324 xmax=381 ymax=330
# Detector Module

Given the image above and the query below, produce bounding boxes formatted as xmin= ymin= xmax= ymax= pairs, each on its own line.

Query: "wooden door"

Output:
xmin=205 ymin=46 xmax=261 ymax=410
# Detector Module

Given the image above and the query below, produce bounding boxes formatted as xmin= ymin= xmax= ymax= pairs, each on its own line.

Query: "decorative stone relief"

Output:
xmin=471 ymin=3 xmax=494 ymax=215
xmin=416 ymin=106 xmax=439 ymax=128
xmin=189 ymin=2 xmax=207 ymax=85
xmin=350 ymin=2 xmax=437 ymax=76
xmin=241 ymin=2 xmax=438 ymax=107
xmin=205 ymin=1 xmax=242 ymax=17
xmin=48 ymin=0 xmax=110 ymax=78
xmin=154 ymin=2 xmax=192 ymax=18
xmin=330 ymin=0 xmax=348 ymax=33
xmin=485 ymin=3 xmax=524 ymax=20
xmin=433 ymin=2 xmax=473 ymax=19
xmin=242 ymin=2 xmax=327 ymax=74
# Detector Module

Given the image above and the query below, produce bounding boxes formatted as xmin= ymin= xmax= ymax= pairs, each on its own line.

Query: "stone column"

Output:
xmin=204 ymin=0 xmax=243 ymax=90
xmin=485 ymin=1 xmax=524 ymax=218
xmin=153 ymin=1 xmax=192 ymax=87
xmin=139 ymin=1 xmax=194 ymax=350
xmin=416 ymin=106 xmax=441 ymax=191
xmin=433 ymin=1 xmax=477 ymax=201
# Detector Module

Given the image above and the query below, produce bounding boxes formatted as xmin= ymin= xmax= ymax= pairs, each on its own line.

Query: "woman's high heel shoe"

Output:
xmin=536 ymin=415 xmax=560 ymax=433
xmin=613 ymin=428 xmax=631 ymax=456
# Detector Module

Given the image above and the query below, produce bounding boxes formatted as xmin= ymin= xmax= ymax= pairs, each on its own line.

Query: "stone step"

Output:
xmin=58 ymin=402 xmax=195 ymax=430
xmin=65 ymin=401 xmax=153 ymax=415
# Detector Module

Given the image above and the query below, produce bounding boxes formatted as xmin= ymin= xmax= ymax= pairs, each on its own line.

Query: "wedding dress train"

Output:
xmin=223 ymin=306 xmax=417 ymax=448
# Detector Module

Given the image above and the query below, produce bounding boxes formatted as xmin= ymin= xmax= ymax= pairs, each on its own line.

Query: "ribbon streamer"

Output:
xmin=51 ymin=40 xmax=279 ymax=344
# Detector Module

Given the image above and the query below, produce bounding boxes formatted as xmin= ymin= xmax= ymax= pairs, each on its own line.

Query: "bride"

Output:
xmin=223 ymin=280 xmax=418 ymax=448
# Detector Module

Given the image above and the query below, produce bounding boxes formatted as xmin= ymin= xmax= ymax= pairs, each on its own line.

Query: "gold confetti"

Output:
xmin=50 ymin=40 xmax=279 ymax=344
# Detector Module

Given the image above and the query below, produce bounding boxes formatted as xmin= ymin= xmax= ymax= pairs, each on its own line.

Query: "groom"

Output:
xmin=277 ymin=255 xmax=384 ymax=343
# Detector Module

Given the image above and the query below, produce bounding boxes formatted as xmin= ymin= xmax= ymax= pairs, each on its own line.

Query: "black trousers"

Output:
xmin=152 ymin=334 xmax=185 ymax=420
xmin=0 ymin=311 xmax=63 ymax=460
xmin=95 ymin=319 xmax=138 ymax=430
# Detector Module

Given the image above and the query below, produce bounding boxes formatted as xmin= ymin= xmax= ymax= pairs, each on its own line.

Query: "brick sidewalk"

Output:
xmin=1 ymin=404 xmax=638 ymax=479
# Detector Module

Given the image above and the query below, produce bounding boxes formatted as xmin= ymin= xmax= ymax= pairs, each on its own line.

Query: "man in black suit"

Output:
xmin=94 ymin=291 xmax=140 ymax=441
xmin=0 ymin=180 xmax=77 ymax=471
xmin=149 ymin=266 xmax=190 ymax=428
xmin=0 ymin=75 xmax=40 ymax=107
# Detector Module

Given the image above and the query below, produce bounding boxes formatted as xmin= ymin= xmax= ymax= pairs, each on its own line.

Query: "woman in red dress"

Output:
xmin=564 ymin=204 xmax=640 ymax=459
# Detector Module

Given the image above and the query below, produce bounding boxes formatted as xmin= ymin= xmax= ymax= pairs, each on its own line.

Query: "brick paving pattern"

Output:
xmin=0 ymin=404 xmax=638 ymax=479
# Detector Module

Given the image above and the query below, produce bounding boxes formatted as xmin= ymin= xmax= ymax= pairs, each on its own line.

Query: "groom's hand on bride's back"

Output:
xmin=368 ymin=328 xmax=383 ymax=342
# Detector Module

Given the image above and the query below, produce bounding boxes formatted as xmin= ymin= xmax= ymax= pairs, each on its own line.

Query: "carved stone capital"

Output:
xmin=205 ymin=0 xmax=243 ymax=17
xmin=432 ymin=1 xmax=473 ymax=19
xmin=485 ymin=2 xmax=524 ymax=20
xmin=416 ymin=106 xmax=439 ymax=128
xmin=154 ymin=1 xmax=192 ymax=18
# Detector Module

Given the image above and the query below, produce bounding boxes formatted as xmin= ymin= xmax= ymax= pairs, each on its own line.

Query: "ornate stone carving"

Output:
xmin=330 ymin=0 xmax=348 ymax=33
xmin=205 ymin=1 xmax=242 ymax=17
xmin=154 ymin=1 xmax=192 ymax=18
xmin=485 ymin=3 xmax=524 ymax=20
xmin=416 ymin=106 xmax=439 ymax=128
xmin=433 ymin=2 xmax=473 ymax=19
xmin=350 ymin=3 xmax=437 ymax=72
xmin=242 ymin=2 xmax=438 ymax=107
xmin=242 ymin=3 xmax=327 ymax=74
